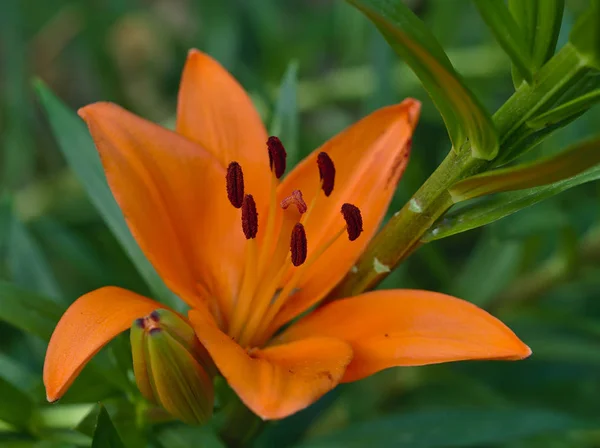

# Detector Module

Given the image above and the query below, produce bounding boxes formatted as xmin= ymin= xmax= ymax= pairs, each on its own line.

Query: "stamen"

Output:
xmin=149 ymin=311 xmax=160 ymax=322
xmin=226 ymin=162 xmax=245 ymax=208
xmin=281 ymin=190 xmax=308 ymax=214
xmin=290 ymin=223 xmax=308 ymax=267
xmin=341 ymin=203 xmax=363 ymax=241
xmin=241 ymin=194 xmax=258 ymax=239
xmin=267 ymin=136 xmax=287 ymax=179
xmin=317 ymin=152 xmax=335 ymax=196
xmin=135 ymin=318 xmax=145 ymax=329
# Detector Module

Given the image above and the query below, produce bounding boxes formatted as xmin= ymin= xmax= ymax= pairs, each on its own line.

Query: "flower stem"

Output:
xmin=328 ymin=43 xmax=593 ymax=299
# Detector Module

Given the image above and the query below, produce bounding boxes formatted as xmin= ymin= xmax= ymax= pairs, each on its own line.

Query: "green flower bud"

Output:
xmin=130 ymin=309 xmax=215 ymax=425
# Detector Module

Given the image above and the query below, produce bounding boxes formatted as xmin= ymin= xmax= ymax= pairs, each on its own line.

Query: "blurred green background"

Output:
xmin=1 ymin=0 xmax=600 ymax=446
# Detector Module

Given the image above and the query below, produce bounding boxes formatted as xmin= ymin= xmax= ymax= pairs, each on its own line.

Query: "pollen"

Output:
xmin=267 ymin=136 xmax=287 ymax=179
xmin=226 ymin=162 xmax=244 ymax=208
xmin=241 ymin=194 xmax=258 ymax=239
xmin=317 ymin=152 xmax=335 ymax=196
xmin=290 ymin=223 xmax=308 ymax=266
xmin=341 ymin=203 xmax=363 ymax=241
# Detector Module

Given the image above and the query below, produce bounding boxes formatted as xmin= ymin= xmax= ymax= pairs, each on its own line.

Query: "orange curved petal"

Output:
xmin=188 ymin=309 xmax=352 ymax=420
xmin=277 ymin=290 xmax=531 ymax=383
xmin=177 ymin=49 xmax=270 ymax=208
xmin=44 ymin=286 xmax=164 ymax=402
xmin=272 ymin=100 xmax=420 ymax=329
xmin=79 ymin=102 xmax=245 ymax=317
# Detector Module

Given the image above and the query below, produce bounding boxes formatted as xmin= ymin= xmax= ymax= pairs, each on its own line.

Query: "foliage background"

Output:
xmin=1 ymin=0 xmax=600 ymax=446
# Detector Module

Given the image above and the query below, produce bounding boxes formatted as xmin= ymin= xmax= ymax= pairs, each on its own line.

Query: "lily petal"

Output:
xmin=188 ymin=310 xmax=352 ymax=420
xmin=272 ymin=100 xmax=420 ymax=329
xmin=79 ymin=103 xmax=244 ymax=316
xmin=277 ymin=290 xmax=531 ymax=383
xmin=177 ymin=49 xmax=270 ymax=207
xmin=44 ymin=286 xmax=164 ymax=402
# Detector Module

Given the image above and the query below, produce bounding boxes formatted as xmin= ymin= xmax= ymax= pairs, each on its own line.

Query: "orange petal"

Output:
xmin=44 ymin=286 xmax=164 ymax=402
xmin=79 ymin=102 xmax=244 ymax=317
xmin=272 ymin=100 xmax=420 ymax=329
xmin=188 ymin=310 xmax=352 ymax=420
xmin=277 ymin=290 xmax=531 ymax=383
xmin=177 ymin=49 xmax=270 ymax=207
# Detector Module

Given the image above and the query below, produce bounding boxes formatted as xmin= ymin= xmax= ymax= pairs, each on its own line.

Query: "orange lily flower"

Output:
xmin=44 ymin=49 xmax=531 ymax=420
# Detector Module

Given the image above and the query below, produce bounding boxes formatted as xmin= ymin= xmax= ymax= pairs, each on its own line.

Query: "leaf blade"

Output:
xmin=91 ymin=407 xmax=125 ymax=448
xmin=450 ymin=138 xmax=600 ymax=202
xmin=475 ymin=0 xmax=534 ymax=84
xmin=346 ymin=0 xmax=499 ymax=160
xmin=424 ymin=163 xmax=600 ymax=242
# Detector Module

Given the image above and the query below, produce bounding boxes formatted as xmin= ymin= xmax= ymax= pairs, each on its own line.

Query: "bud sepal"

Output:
xmin=130 ymin=309 xmax=215 ymax=425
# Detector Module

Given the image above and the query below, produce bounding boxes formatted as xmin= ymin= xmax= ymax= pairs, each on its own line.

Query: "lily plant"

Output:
xmin=44 ymin=50 xmax=530 ymax=424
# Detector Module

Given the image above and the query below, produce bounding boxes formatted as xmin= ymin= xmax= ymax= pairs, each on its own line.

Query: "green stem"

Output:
xmin=329 ymin=43 xmax=591 ymax=298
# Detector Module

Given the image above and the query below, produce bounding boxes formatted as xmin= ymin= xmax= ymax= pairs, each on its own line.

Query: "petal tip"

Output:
xmin=77 ymin=102 xmax=114 ymax=121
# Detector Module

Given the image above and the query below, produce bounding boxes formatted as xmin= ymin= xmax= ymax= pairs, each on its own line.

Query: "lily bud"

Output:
xmin=130 ymin=309 xmax=215 ymax=425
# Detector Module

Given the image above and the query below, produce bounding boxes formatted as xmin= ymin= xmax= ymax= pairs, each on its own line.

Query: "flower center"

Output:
xmin=224 ymin=138 xmax=362 ymax=347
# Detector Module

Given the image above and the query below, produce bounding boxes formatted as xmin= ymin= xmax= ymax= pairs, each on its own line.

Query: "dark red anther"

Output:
xmin=341 ymin=203 xmax=363 ymax=241
xmin=135 ymin=318 xmax=145 ymax=329
xmin=280 ymin=190 xmax=307 ymax=214
xmin=149 ymin=311 xmax=160 ymax=322
xmin=226 ymin=162 xmax=244 ymax=208
xmin=267 ymin=136 xmax=287 ymax=179
xmin=317 ymin=152 xmax=335 ymax=197
xmin=290 ymin=223 xmax=308 ymax=267
xmin=241 ymin=194 xmax=258 ymax=239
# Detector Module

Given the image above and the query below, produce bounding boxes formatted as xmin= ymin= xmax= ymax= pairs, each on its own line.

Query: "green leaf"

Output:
xmin=270 ymin=61 xmax=299 ymax=167
xmin=423 ymin=162 xmax=600 ymax=242
xmin=33 ymin=81 xmax=177 ymax=307
xmin=569 ymin=0 xmax=600 ymax=70
xmin=0 ymin=280 xmax=64 ymax=340
xmin=509 ymin=0 xmax=564 ymax=87
xmin=0 ymin=375 xmax=33 ymax=429
xmin=449 ymin=138 xmax=600 ymax=202
xmin=298 ymin=409 xmax=589 ymax=448
xmin=449 ymin=234 xmax=523 ymax=307
xmin=157 ymin=425 xmax=226 ymax=448
xmin=474 ymin=0 xmax=533 ymax=85
xmin=346 ymin=0 xmax=499 ymax=160
xmin=91 ymin=407 xmax=125 ymax=448
xmin=6 ymin=207 xmax=63 ymax=302
xmin=527 ymin=89 xmax=600 ymax=129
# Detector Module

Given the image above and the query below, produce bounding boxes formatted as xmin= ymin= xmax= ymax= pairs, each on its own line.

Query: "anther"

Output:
xmin=290 ymin=223 xmax=308 ymax=267
xmin=317 ymin=152 xmax=335 ymax=196
xmin=226 ymin=162 xmax=244 ymax=208
xmin=149 ymin=311 xmax=160 ymax=322
xmin=281 ymin=190 xmax=307 ymax=214
xmin=241 ymin=194 xmax=258 ymax=239
xmin=341 ymin=203 xmax=363 ymax=241
xmin=267 ymin=136 xmax=287 ymax=179
xmin=135 ymin=318 xmax=145 ymax=329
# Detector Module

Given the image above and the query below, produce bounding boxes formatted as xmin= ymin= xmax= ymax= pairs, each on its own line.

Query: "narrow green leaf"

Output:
xmin=569 ymin=0 xmax=600 ymax=69
xmin=270 ymin=61 xmax=299 ymax=167
xmin=449 ymin=138 xmax=600 ymax=202
xmin=450 ymin=234 xmax=523 ymax=307
xmin=158 ymin=425 xmax=225 ymax=448
xmin=33 ymin=81 xmax=176 ymax=307
xmin=6 ymin=209 xmax=63 ymax=302
xmin=509 ymin=0 xmax=564 ymax=87
xmin=298 ymin=409 xmax=589 ymax=448
xmin=346 ymin=0 xmax=499 ymax=160
xmin=0 ymin=280 xmax=64 ymax=340
xmin=527 ymin=89 xmax=600 ymax=129
xmin=474 ymin=0 xmax=533 ymax=84
xmin=91 ymin=407 xmax=125 ymax=448
xmin=0 ymin=376 xmax=33 ymax=429
xmin=423 ymin=162 xmax=600 ymax=242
